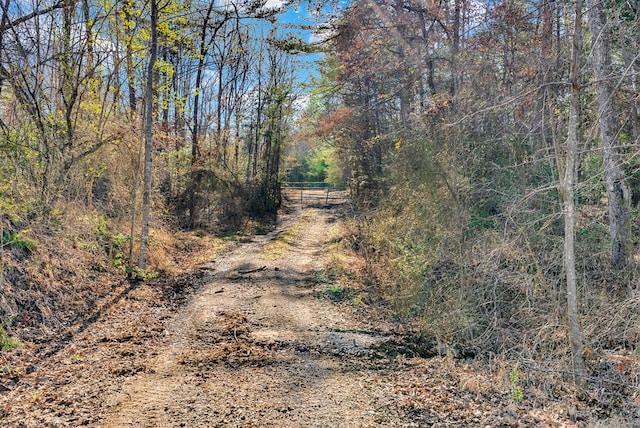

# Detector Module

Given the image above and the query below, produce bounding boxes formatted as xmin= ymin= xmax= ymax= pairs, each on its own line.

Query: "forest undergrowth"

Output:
xmin=2 ymin=0 xmax=640 ymax=425
xmin=332 ymin=189 xmax=640 ymax=422
xmin=0 ymin=151 xmax=276 ymax=367
xmin=1 ymin=178 xmax=639 ymax=425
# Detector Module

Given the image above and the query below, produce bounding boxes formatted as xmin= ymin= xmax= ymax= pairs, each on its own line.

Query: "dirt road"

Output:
xmin=1 ymin=203 xmax=582 ymax=427
xmin=100 ymin=206 xmax=400 ymax=427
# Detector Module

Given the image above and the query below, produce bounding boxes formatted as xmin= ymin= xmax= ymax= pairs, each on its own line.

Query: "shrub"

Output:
xmin=0 ymin=325 xmax=20 ymax=351
xmin=1 ymin=230 xmax=38 ymax=253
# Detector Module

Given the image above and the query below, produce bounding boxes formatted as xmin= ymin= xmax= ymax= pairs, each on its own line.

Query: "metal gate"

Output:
xmin=282 ymin=182 xmax=349 ymax=207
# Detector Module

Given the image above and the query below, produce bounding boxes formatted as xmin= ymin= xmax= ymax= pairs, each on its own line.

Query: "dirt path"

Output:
xmin=100 ymin=206 xmax=400 ymax=427
xmin=1 ymin=203 xmax=584 ymax=427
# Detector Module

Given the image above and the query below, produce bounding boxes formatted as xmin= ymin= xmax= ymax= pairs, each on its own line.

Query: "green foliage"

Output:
xmin=306 ymin=153 xmax=328 ymax=182
xmin=95 ymin=215 xmax=131 ymax=248
xmin=576 ymin=222 xmax=608 ymax=242
xmin=111 ymin=233 xmax=132 ymax=250
xmin=469 ymin=208 xmax=497 ymax=231
xmin=0 ymin=185 xmax=29 ymax=226
xmin=352 ymin=294 xmax=364 ymax=307
xmin=271 ymin=35 xmax=320 ymax=54
xmin=578 ymin=153 xmax=606 ymax=205
xmin=0 ymin=324 xmax=20 ymax=352
xmin=509 ymin=366 xmax=524 ymax=403
xmin=328 ymin=285 xmax=343 ymax=296
xmin=287 ymin=143 xmax=346 ymax=187
xmin=611 ymin=0 xmax=639 ymax=22
xmin=129 ymin=267 xmax=159 ymax=281
xmin=91 ymin=214 xmax=134 ymax=274
xmin=359 ymin=157 xmax=475 ymax=336
xmin=1 ymin=230 xmax=38 ymax=253
xmin=95 ymin=214 xmax=109 ymax=237
xmin=113 ymin=252 xmax=129 ymax=272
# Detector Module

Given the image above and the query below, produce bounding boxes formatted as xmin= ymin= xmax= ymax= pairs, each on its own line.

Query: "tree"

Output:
xmin=261 ymin=41 xmax=294 ymax=211
xmin=139 ymin=0 xmax=158 ymax=270
xmin=121 ymin=0 xmax=139 ymax=119
xmin=243 ymin=34 xmax=294 ymax=212
xmin=586 ymin=0 xmax=630 ymax=268
xmin=0 ymin=0 xmax=124 ymax=199
xmin=187 ymin=0 xmax=227 ymax=228
xmin=557 ymin=0 xmax=584 ymax=379
xmin=191 ymin=1 xmax=227 ymax=166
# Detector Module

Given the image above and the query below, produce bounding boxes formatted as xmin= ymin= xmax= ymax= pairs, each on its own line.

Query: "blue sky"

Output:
xmin=271 ymin=0 xmax=348 ymax=87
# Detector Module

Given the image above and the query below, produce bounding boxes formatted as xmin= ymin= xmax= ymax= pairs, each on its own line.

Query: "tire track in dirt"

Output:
xmin=99 ymin=206 xmax=396 ymax=427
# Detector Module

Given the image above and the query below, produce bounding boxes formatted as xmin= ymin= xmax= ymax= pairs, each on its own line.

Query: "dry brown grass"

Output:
xmin=146 ymin=227 xmax=229 ymax=275
xmin=341 ymin=189 xmax=640 ymax=422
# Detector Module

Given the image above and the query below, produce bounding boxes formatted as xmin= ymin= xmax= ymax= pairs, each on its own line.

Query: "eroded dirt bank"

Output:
xmin=1 ymin=203 xmax=588 ymax=427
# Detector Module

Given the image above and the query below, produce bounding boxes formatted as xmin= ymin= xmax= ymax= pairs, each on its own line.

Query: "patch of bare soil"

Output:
xmin=0 ymin=203 xmax=608 ymax=427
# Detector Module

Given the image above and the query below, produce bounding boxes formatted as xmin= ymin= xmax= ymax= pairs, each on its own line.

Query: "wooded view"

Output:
xmin=1 ymin=0 xmax=639 ymax=425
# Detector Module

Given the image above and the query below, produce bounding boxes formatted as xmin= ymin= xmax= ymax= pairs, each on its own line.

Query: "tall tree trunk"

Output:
xmin=139 ymin=0 xmax=158 ymax=270
xmin=172 ymin=50 xmax=186 ymax=143
xmin=586 ymin=0 xmax=630 ymax=268
xmin=191 ymin=4 xmax=212 ymax=165
xmin=620 ymin=24 xmax=640 ymax=151
xmin=534 ymin=0 xmax=553 ymax=160
xmin=558 ymin=0 xmax=585 ymax=380
xmin=126 ymin=53 xmax=136 ymax=118
xmin=188 ymin=2 xmax=221 ymax=228
xmin=449 ymin=0 xmax=461 ymax=96
xmin=418 ymin=10 xmax=436 ymax=98
xmin=81 ymin=0 xmax=94 ymax=71
xmin=123 ymin=0 xmax=137 ymax=119
xmin=393 ymin=0 xmax=409 ymax=126
xmin=216 ymin=42 xmax=226 ymax=162
xmin=161 ymin=47 xmax=170 ymax=130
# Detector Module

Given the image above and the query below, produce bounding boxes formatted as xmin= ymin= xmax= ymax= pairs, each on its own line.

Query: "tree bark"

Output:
xmin=123 ymin=0 xmax=137 ymax=119
xmin=449 ymin=0 xmax=461 ymax=97
xmin=559 ymin=0 xmax=585 ymax=380
xmin=139 ymin=0 xmax=158 ymax=270
xmin=534 ymin=0 xmax=553 ymax=160
xmin=586 ymin=0 xmax=630 ymax=268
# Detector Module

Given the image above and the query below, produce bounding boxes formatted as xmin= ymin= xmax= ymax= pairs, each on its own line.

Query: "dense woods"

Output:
xmin=304 ymin=0 xmax=640 ymax=410
xmin=0 ymin=0 xmax=296 ymax=229
xmin=0 ymin=0 xmax=302 ymax=364
xmin=1 ymin=0 xmax=640 ymax=420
